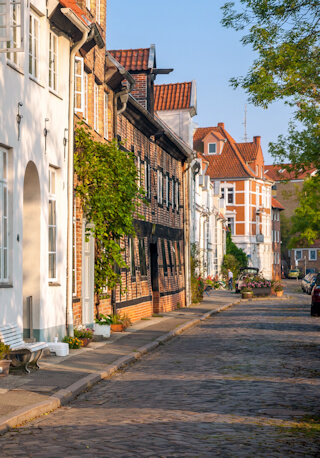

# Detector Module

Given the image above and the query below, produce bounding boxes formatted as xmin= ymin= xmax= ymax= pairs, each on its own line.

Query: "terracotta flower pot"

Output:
xmin=111 ymin=323 xmax=125 ymax=332
xmin=0 ymin=359 xmax=11 ymax=377
xmin=276 ymin=290 xmax=283 ymax=297
xmin=79 ymin=337 xmax=92 ymax=347
xmin=241 ymin=291 xmax=253 ymax=299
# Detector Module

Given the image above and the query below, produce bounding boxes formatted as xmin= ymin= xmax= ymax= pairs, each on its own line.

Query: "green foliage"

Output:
xmin=94 ymin=314 xmax=113 ymax=325
xmin=221 ymin=254 xmax=240 ymax=280
xmin=63 ymin=336 xmax=83 ymax=349
xmin=190 ymin=243 xmax=204 ymax=303
xmin=74 ymin=127 xmax=145 ymax=305
xmin=0 ymin=342 xmax=10 ymax=360
xmin=280 ymin=213 xmax=292 ymax=256
xmin=289 ymin=176 xmax=320 ymax=246
xmin=221 ymin=0 xmax=320 ymax=172
xmin=226 ymin=232 xmax=248 ymax=268
xmin=74 ymin=326 xmax=93 ymax=339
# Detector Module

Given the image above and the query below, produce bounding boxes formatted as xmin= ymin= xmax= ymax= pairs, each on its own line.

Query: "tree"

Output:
xmin=288 ymin=176 xmax=320 ymax=247
xmin=222 ymin=232 xmax=248 ymax=278
xmin=74 ymin=127 xmax=145 ymax=312
xmin=221 ymin=0 xmax=320 ymax=172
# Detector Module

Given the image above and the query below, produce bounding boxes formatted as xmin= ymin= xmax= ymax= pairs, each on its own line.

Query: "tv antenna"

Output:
xmin=243 ymin=104 xmax=248 ymax=142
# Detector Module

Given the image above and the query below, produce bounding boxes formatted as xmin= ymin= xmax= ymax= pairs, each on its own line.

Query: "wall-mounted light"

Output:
xmin=17 ymin=102 xmax=23 ymax=141
xmin=63 ymin=128 xmax=68 ymax=160
xmin=44 ymin=118 xmax=50 ymax=153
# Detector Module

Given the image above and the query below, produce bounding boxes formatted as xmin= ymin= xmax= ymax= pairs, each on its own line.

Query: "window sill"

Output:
xmin=29 ymin=76 xmax=44 ymax=88
xmin=0 ymin=284 xmax=13 ymax=288
xmin=49 ymin=89 xmax=63 ymax=100
xmin=7 ymin=61 xmax=24 ymax=75
xmin=49 ymin=282 xmax=61 ymax=287
xmin=140 ymin=275 xmax=148 ymax=281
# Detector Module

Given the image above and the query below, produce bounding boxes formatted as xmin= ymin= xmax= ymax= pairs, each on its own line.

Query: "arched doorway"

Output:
xmin=22 ymin=161 xmax=41 ymax=339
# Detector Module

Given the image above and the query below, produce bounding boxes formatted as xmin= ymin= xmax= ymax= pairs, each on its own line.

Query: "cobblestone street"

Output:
xmin=1 ymin=289 xmax=320 ymax=456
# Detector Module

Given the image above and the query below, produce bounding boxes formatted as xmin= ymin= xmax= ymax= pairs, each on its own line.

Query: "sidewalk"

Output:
xmin=0 ymin=290 xmax=241 ymax=434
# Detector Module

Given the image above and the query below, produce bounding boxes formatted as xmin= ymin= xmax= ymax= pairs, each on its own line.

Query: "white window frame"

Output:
xmin=94 ymin=82 xmax=99 ymax=132
xmin=1 ymin=0 xmax=24 ymax=53
xmin=49 ymin=30 xmax=58 ymax=92
xmin=208 ymin=142 xmax=217 ymax=154
xmin=175 ymin=180 xmax=179 ymax=211
xmin=83 ymin=71 xmax=88 ymax=123
xmin=166 ymin=175 xmax=169 ymax=207
xmin=227 ymin=216 xmax=235 ymax=235
xmin=309 ymin=249 xmax=317 ymax=261
xmin=157 ymin=169 xmax=163 ymax=204
xmin=227 ymin=187 xmax=234 ymax=204
xmin=48 ymin=169 xmax=57 ymax=282
xmin=172 ymin=179 xmax=175 ymax=210
xmin=104 ymin=91 xmax=108 ymax=139
xmin=0 ymin=0 xmax=11 ymax=43
xmin=86 ymin=0 xmax=90 ymax=10
xmin=29 ymin=12 xmax=40 ymax=80
xmin=0 ymin=148 xmax=9 ymax=283
xmin=74 ymin=56 xmax=84 ymax=113
xmin=295 ymin=250 xmax=302 ymax=261
xmin=144 ymin=160 xmax=151 ymax=199
xmin=96 ymin=0 xmax=100 ymax=23
xmin=6 ymin=0 xmax=21 ymax=65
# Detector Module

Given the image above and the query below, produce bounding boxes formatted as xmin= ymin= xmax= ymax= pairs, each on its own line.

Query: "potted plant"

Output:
xmin=243 ymin=276 xmax=272 ymax=297
xmin=94 ymin=314 xmax=113 ymax=338
xmin=74 ymin=326 xmax=94 ymax=347
xmin=274 ymin=281 xmax=284 ymax=297
xmin=0 ymin=342 xmax=11 ymax=377
xmin=241 ymin=286 xmax=253 ymax=299
xmin=62 ymin=336 xmax=83 ymax=349
xmin=110 ymin=313 xmax=132 ymax=332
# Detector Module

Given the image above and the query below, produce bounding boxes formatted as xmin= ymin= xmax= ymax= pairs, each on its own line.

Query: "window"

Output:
xmin=3 ymin=0 xmax=24 ymax=57
xmin=157 ymin=169 xmax=163 ymax=204
xmin=74 ymin=56 xmax=84 ymax=112
xmin=83 ymin=72 xmax=88 ymax=122
xmin=161 ymin=239 xmax=168 ymax=276
xmin=6 ymin=0 xmax=20 ymax=65
xmin=130 ymin=237 xmax=135 ymax=277
xmin=295 ymin=250 xmax=302 ymax=260
xmin=136 ymin=155 xmax=141 ymax=185
xmin=96 ymin=0 xmax=100 ymax=23
xmin=227 ymin=217 xmax=235 ymax=235
xmin=29 ymin=13 xmax=39 ymax=79
xmin=172 ymin=179 xmax=175 ymax=210
xmin=138 ymin=238 xmax=147 ymax=277
xmin=144 ymin=160 xmax=151 ymax=199
xmin=86 ymin=0 xmax=90 ymax=10
xmin=175 ymin=181 xmax=179 ymax=211
xmin=221 ymin=187 xmax=224 ymax=199
xmin=176 ymin=241 xmax=182 ymax=273
xmin=227 ymin=187 xmax=234 ymax=204
xmin=208 ymin=143 xmax=217 ymax=154
xmin=94 ymin=82 xmax=99 ymax=132
xmin=167 ymin=240 xmax=173 ymax=272
xmin=166 ymin=175 xmax=169 ymax=207
xmin=104 ymin=91 xmax=108 ymax=139
xmin=49 ymin=31 xmax=58 ymax=92
xmin=172 ymin=243 xmax=177 ymax=274
xmin=0 ymin=148 xmax=9 ymax=283
xmin=309 ymin=249 xmax=317 ymax=261
xmin=277 ymin=211 xmax=280 ymax=221
xmin=48 ymin=169 xmax=57 ymax=281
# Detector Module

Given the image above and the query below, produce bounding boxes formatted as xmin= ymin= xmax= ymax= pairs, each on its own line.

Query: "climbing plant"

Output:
xmin=74 ymin=126 xmax=145 ymax=309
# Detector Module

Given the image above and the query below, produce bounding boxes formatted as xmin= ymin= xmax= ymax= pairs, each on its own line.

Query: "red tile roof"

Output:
xmin=59 ymin=0 xmax=90 ymax=27
xmin=108 ymin=48 xmax=150 ymax=71
xmin=265 ymin=164 xmax=317 ymax=181
xmin=237 ymin=142 xmax=260 ymax=162
xmin=193 ymin=125 xmax=257 ymax=179
xmin=154 ymin=82 xmax=192 ymax=111
xmin=272 ymin=197 xmax=285 ymax=210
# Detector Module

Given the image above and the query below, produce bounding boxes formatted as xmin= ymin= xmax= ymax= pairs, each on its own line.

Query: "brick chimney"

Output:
xmin=218 ymin=122 xmax=225 ymax=129
xmin=253 ymin=136 xmax=261 ymax=145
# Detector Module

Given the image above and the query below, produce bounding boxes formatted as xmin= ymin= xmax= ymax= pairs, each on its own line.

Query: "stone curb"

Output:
xmin=0 ymin=298 xmax=240 ymax=435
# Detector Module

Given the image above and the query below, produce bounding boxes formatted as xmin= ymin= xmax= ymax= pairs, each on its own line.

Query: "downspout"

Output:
xmin=63 ymin=10 xmax=92 ymax=336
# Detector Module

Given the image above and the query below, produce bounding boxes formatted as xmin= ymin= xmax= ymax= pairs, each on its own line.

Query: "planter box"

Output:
xmin=252 ymin=287 xmax=271 ymax=296
xmin=0 ymin=359 xmax=11 ymax=377
xmin=94 ymin=323 xmax=111 ymax=338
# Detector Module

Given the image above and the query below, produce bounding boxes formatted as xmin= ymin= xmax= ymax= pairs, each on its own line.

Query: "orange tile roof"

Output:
xmin=237 ymin=142 xmax=260 ymax=162
xmin=265 ymin=164 xmax=317 ymax=181
xmin=272 ymin=197 xmax=285 ymax=210
xmin=108 ymin=48 xmax=150 ymax=71
xmin=154 ymin=82 xmax=192 ymax=111
xmin=59 ymin=0 xmax=90 ymax=26
xmin=193 ymin=125 xmax=256 ymax=179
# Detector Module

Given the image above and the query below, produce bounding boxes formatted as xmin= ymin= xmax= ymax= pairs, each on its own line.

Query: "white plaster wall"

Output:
xmin=157 ymin=110 xmax=192 ymax=147
xmin=0 ymin=2 xmax=70 ymax=339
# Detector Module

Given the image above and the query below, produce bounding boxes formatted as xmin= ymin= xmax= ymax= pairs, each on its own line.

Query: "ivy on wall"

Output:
xmin=74 ymin=127 xmax=145 ymax=309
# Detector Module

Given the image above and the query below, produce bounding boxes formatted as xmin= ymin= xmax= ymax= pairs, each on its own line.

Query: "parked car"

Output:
xmin=307 ymin=274 xmax=317 ymax=295
xmin=311 ymin=274 xmax=320 ymax=316
xmin=306 ymin=268 xmax=318 ymax=275
xmin=301 ymin=273 xmax=313 ymax=292
xmin=235 ymin=267 xmax=259 ymax=293
xmin=288 ymin=269 xmax=300 ymax=279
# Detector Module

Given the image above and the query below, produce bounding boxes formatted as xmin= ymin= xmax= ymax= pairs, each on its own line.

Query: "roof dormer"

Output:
xmin=202 ymin=131 xmax=226 ymax=156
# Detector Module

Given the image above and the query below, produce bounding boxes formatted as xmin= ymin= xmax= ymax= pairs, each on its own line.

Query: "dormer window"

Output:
xmin=208 ymin=143 xmax=217 ymax=154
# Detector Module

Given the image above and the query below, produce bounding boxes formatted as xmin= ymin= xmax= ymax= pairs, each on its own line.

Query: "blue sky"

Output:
xmin=107 ymin=0 xmax=293 ymax=165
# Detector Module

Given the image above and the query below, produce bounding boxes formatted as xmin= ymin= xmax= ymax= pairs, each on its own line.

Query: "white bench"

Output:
xmin=0 ymin=323 xmax=47 ymax=374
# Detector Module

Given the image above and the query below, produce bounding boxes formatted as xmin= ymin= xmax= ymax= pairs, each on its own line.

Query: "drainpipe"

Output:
xmin=62 ymin=9 xmax=92 ymax=336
